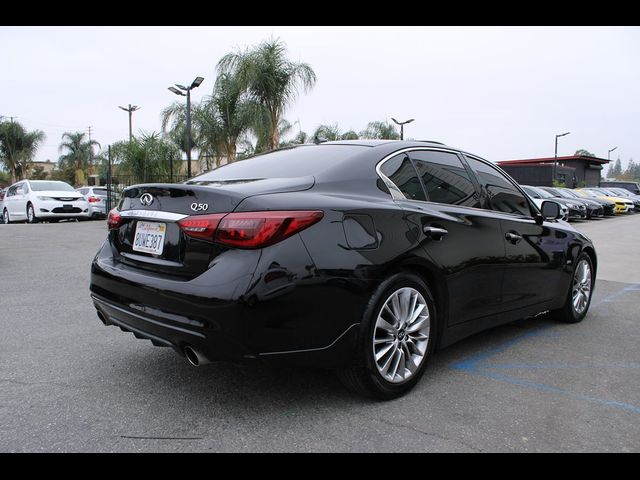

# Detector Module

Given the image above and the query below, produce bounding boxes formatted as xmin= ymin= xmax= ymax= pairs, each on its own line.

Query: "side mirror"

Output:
xmin=16 ymin=188 xmax=24 ymax=195
xmin=541 ymin=200 xmax=561 ymax=220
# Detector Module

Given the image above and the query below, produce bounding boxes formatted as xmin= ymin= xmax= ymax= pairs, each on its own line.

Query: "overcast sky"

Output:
xmin=1 ymin=26 xmax=639 ymax=168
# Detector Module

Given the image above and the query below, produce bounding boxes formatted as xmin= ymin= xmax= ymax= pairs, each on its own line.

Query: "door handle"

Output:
xmin=423 ymin=226 xmax=448 ymax=240
xmin=505 ymin=231 xmax=522 ymax=244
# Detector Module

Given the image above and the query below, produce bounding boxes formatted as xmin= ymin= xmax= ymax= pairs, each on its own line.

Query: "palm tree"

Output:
xmin=111 ymin=132 xmax=181 ymax=181
xmin=360 ymin=121 xmax=400 ymax=140
xmin=201 ymin=72 xmax=264 ymax=163
xmin=311 ymin=124 xmax=359 ymax=142
xmin=0 ymin=121 xmax=46 ymax=183
xmin=58 ymin=132 xmax=100 ymax=186
xmin=218 ymin=38 xmax=317 ymax=151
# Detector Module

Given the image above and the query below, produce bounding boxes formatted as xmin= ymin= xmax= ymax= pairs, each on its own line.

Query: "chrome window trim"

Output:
xmin=375 ymin=146 xmax=489 ymax=211
xmin=119 ymin=210 xmax=188 ymax=222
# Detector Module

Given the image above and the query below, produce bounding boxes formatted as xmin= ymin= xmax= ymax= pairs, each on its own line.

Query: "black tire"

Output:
xmin=551 ymin=252 xmax=594 ymax=324
xmin=3 ymin=208 xmax=11 ymax=224
xmin=26 ymin=203 xmax=38 ymax=224
xmin=336 ymin=272 xmax=437 ymax=400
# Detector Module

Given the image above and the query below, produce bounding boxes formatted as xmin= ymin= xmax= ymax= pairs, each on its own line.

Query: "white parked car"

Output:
xmin=2 ymin=180 xmax=91 ymax=224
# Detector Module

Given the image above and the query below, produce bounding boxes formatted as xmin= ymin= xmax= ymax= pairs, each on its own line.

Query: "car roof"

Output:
xmin=318 ymin=139 xmax=452 ymax=149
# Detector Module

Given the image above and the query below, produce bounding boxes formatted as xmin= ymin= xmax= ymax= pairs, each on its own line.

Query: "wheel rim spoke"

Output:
xmin=373 ymin=287 xmax=430 ymax=383
xmin=571 ymin=260 xmax=592 ymax=315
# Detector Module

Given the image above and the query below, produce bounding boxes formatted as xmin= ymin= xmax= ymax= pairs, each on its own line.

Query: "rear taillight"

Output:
xmin=88 ymin=196 xmax=100 ymax=203
xmin=177 ymin=214 xmax=226 ymax=242
xmin=177 ymin=210 xmax=324 ymax=248
xmin=107 ymin=208 xmax=122 ymax=230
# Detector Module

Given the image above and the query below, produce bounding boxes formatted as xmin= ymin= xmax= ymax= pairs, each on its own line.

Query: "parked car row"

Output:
xmin=519 ymin=184 xmax=639 ymax=223
xmin=1 ymin=180 xmax=119 ymax=224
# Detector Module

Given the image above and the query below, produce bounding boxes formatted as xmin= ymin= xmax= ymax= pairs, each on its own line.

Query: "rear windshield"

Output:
xmin=93 ymin=188 xmax=108 ymax=195
xmin=29 ymin=181 xmax=75 ymax=192
xmin=187 ymin=145 xmax=368 ymax=183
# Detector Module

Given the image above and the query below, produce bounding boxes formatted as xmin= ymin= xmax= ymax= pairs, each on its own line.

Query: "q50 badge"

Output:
xmin=190 ymin=203 xmax=209 ymax=212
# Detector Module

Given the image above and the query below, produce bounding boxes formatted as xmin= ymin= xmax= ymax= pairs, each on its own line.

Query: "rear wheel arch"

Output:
xmin=581 ymin=246 xmax=597 ymax=278
xmin=384 ymin=259 xmax=448 ymax=348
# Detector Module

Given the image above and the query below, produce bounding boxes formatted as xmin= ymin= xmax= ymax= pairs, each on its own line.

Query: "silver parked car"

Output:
xmin=76 ymin=186 xmax=118 ymax=219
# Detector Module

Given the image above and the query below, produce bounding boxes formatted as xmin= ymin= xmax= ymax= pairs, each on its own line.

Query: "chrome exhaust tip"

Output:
xmin=96 ymin=310 xmax=110 ymax=326
xmin=183 ymin=345 xmax=210 ymax=367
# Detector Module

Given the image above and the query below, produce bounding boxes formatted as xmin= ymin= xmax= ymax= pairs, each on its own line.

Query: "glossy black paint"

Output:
xmin=90 ymin=140 xmax=597 ymax=367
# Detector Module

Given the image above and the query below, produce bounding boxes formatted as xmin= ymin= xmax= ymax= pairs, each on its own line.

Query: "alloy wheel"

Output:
xmin=572 ymin=259 xmax=592 ymax=315
xmin=373 ymin=287 xmax=430 ymax=383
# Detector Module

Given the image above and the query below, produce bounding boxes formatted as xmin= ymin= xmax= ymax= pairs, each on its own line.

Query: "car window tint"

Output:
xmin=379 ymin=153 xmax=426 ymax=201
xmin=464 ymin=155 xmax=532 ymax=217
xmin=80 ymin=188 xmax=89 ymax=195
xmin=409 ymin=150 xmax=480 ymax=208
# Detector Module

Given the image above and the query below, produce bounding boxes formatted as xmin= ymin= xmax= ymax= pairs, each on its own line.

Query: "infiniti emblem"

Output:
xmin=140 ymin=193 xmax=154 ymax=206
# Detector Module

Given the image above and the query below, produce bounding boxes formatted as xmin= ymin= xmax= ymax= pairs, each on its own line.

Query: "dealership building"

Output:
xmin=496 ymin=155 xmax=610 ymax=187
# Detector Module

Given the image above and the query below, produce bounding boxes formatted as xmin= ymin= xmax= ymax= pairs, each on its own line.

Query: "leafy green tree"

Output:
xmin=575 ymin=149 xmax=595 ymax=157
xmin=58 ymin=132 xmax=100 ymax=186
xmin=341 ymin=130 xmax=359 ymax=140
xmin=310 ymin=124 xmax=359 ymax=142
xmin=312 ymin=124 xmax=342 ymax=142
xmin=360 ymin=121 xmax=399 ymax=140
xmin=609 ymin=157 xmax=623 ymax=178
xmin=620 ymin=158 xmax=639 ymax=181
xmin=0 ymin=121 xmax=46 ymax=183
xmin=30 ymin=165 xmax=48 ymax=180
xmin=110 ymin=132 xmax=181 ymax=181
xmin=218 ymin=38 xmax=317 ymax=151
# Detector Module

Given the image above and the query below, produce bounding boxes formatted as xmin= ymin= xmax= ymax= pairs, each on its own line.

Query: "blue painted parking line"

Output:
xmin=451 ymin=282 xmax=640 ymax=414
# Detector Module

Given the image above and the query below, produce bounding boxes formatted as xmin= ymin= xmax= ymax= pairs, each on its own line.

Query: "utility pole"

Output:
xmin=118 ymin=104 xmax=141 ymax=142
xmin=87 ymin=126 xmax=93 ymax=142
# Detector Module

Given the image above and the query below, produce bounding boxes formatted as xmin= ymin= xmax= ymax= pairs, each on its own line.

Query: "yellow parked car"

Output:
xmin=575 ymin=189 xmax=632 ymax=213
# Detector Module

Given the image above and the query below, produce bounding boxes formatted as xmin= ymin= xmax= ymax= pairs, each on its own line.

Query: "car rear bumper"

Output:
xmin=89 ymin=236 xmax=366 ymax=367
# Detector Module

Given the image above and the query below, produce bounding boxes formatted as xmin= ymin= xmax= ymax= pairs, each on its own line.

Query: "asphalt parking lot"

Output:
xmin=1 ymin=215 xmax=639 ymax=452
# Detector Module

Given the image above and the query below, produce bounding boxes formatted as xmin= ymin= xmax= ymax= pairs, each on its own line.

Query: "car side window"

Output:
xmin=6 ymin=185 xmax=16 ymax=197
xmin=464 ymin=155 xmax=533 ymax=217
xmin=379 ymin=153 xmax=426 ymax=201
xmin=409 ymin=150 xmax=481 ymax=208
xmin=80 ymin=188 xmax=89 ymax=195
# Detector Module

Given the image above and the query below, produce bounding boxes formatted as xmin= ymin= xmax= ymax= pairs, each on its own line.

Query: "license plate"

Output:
xmin=63 ymin=204 xmax=73 ymax=209
xmin=133 ymin=221 xmax=166 ymax=255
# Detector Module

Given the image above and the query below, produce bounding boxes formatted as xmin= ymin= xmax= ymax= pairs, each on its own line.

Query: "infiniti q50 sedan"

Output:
xmin=90 ymin=140 xmax=597 ymax=399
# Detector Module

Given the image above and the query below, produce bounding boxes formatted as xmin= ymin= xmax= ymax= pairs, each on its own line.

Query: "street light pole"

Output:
xmin=168 ymin=76 xmax=204 ymax=179
xmin=391 ymin=117 xmax=415 ymax=140
xmin=608 ymin=146 xmax=618 ymax=161
xmin=118 ymin=104 xmax=141 ymax=142
xmin=553 ymin=131 xmax=571 ymax=183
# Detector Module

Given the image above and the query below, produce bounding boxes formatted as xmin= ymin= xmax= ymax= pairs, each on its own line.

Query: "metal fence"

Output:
xmin=104 ymin=175 xmax=191 ymax=214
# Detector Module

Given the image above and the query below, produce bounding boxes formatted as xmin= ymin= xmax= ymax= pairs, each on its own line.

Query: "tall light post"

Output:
xmin=553 ymin=131 xmax=571 ymax=182
xmin=607 ymin=146 xmax=618 ymax=161
xmin=391 ymin=117 xmax=414 ymax=140
xmin=118 ymin=104 xmax=141 ymax=142
xmin=168 ymin=76 xmax=204 ymax=178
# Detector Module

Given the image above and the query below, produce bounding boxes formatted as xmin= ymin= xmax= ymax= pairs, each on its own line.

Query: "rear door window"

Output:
xmin=379 ymin=153 xmax=426 ymax=201
xmin=409 ymin=150 xmax=480 ymax=208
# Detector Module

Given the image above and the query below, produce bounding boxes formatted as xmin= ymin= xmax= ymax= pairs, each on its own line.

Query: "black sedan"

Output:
xmin=90 ymin=140 xmax=597 ymax=399
xmin=561 ymin=188 xmax=616 ymax=216
xmin=541 ymin=186 xmax=604 ymax=219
